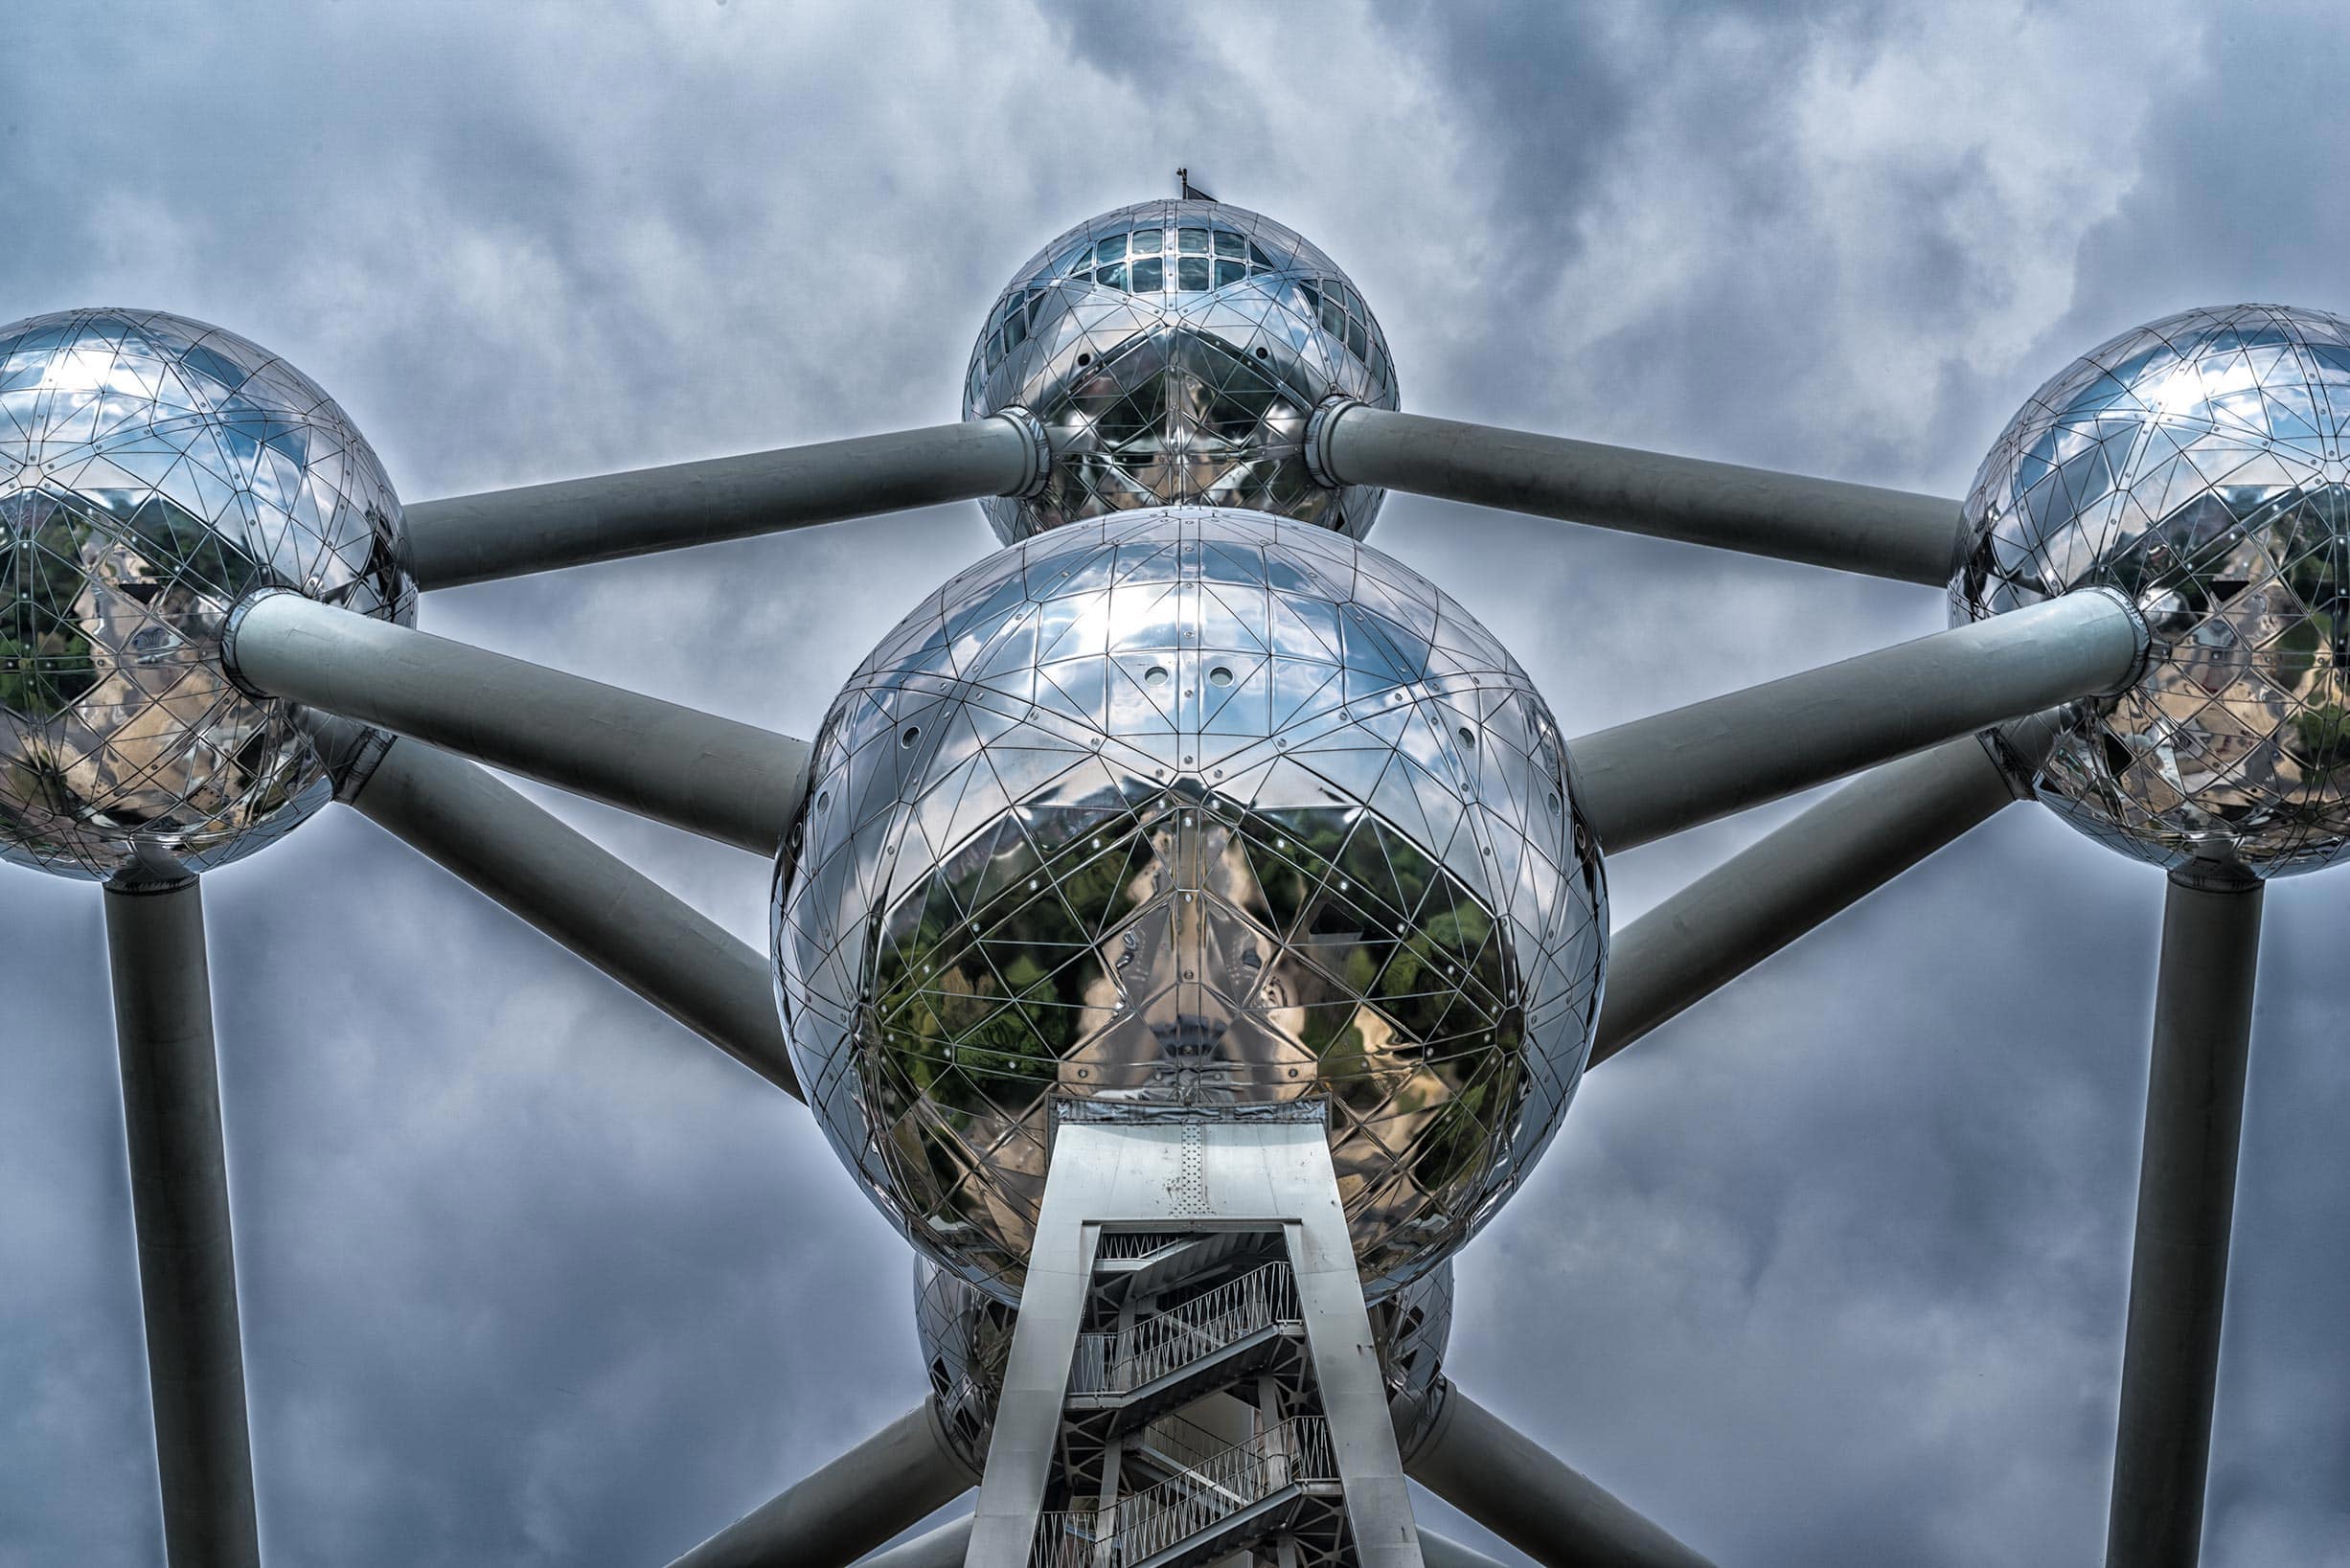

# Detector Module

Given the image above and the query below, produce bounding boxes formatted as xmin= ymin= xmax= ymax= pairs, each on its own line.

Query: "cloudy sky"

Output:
xmin=4 ymin=3 xmax=2348 ymax=1564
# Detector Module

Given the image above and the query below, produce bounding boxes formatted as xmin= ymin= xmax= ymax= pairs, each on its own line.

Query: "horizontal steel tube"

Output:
xmin=667 ymin=1399 xmax=975 ymax=1568
xmin=320 ymin=722 xmax=798 ymax=1099
xmin=225 ymin=593 xmax=808 ymax=854
xmin=1319 ymin=404 xmax=1965 ymax=585
xmin=103 ymin=876 xmax=261 ymax=1568
xmin=2106 ymin=871 xmax=2264 ymax=1568
xmin=404 ymin=416 xmax=1039 ymax=589
xmin=1590 ymin=720 xmax=2054 ymax=1067
xmin=1570 ymin=592 xmax=2141 ymax=852
xmin=1404 ymin=1384 xmax=1715 ymax=1568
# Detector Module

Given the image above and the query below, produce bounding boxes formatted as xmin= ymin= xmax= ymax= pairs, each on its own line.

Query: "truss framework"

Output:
xmin=41 ymin=348 xmax=2274 ymax=1568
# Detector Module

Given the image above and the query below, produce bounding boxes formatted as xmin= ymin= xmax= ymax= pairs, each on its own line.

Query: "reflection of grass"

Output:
xmin=2290 ymin=704 xmax=2350 ymax=779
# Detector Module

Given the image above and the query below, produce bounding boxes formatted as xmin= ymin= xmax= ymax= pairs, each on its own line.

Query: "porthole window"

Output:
xmin=1177 ymin=227 xmax=1209 ymax=255
xmin=1132 ymin=228 xmax=1162 ymax=255
xmin=1131 ymin=256 xmax=1164 ymax=291
xmin=1215 ymin=258 xmax=1245 ymax=287
xmin=1214 ymin=230 xmax=1245 ymax=259
xmin=1177 ymin=255 xmax=1210 ymax=291
xmin=1095 ymin=236 xmax=1124 ymax=265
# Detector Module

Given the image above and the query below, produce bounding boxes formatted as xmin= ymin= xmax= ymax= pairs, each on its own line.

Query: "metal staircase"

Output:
xmin=1031 ymin=1418 xmax=1340 ymax=1568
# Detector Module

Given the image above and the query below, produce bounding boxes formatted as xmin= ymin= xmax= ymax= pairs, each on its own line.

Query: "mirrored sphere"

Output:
xmin=0 ymin=308 xmax=414 ymax=880
xmin=776 ymin=510 xmax=1607 ymax=1304
xmin=913 ymin=1253 xmax=1454 ymax=1471
xmin=1954 ymin=304 xmax=2350 ymax=876
xmin=965 ymin=199 xmax=1400 ymax=545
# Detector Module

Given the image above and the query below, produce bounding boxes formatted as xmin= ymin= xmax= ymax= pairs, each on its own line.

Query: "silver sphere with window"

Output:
xmin=1953 ymin=304 xmax=2350 ymax=876
xmin=774 ymin=509 xmax=1607 ymax=1305
xmin=965 ymin=199 xmax=1400 ymax=544
xmin=0 ymin=308 xmax=414 ymax=880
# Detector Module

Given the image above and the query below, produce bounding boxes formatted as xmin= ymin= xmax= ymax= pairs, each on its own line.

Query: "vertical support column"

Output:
xmin=2105 ymin=866 xmax=2265 ymax=1568
xmin=963 ymin=1103 xmax=1423 ymax=1568
xmin=103 ymin=875 xmax=261 ymax=1568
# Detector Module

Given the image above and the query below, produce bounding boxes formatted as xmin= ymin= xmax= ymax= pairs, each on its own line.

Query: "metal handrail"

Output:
xmin=1027 ymin=1416 xmax=1335 ymax=1568
xmin=1069 ymin=1261 xmax=1300 ymax=1395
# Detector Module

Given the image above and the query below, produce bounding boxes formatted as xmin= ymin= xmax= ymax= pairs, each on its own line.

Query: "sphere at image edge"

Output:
xmin=966 ymin=198 xmax=1401 ymax=544
xmin=774 ymin=509 xmax=1607 ymax=1304
xmin=1953 ymin=303 xmax=2350 ymax=876
xmin=0 ymin=307 xmax=415 ymax=880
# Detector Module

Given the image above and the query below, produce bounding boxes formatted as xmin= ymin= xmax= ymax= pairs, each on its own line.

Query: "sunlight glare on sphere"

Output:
xmin=1952 ymin=303 xmax=2350 ymax=877
xmin=0 ymin=308 xmax=414 ymax=880
xmin=774 ymin=510 xmax=1605 ymax=1305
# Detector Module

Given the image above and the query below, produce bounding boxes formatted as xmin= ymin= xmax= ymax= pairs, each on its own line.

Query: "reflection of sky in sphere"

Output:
xmin=1953 ymin=304 xmax=2350 ymax=877
xmin=0 ymin=309 xmax=413 ymax=880
xmin=966 ymin=200 xmax=1399 ymax=544
xmin=775 ymin=510 xmax=1606 ymax=1306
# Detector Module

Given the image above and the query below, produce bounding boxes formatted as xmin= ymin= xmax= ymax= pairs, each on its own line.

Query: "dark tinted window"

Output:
xmin=1177 ymin=255 xmax=1211 ymax=291
xmin=1131 ymin=256 xmax=1164 ymax=291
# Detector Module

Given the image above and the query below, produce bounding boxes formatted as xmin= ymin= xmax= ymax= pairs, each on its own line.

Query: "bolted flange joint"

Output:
xmin=217 ymin=586 xmax=303 ymax=701
xmin=2081 ymin=583 xmax=2156 ymax=698
xmin=992 ymin=404 xmax=1053 ymax=500
xmin=1304 ymin=394 xmax=1361 ymax=490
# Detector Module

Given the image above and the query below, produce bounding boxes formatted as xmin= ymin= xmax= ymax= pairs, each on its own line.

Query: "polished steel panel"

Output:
xmin=1955 ymin=303 xmax=2350 ymax=876
xmin=965 ymin=199 xmax=1401 ymax=543
xmin=0 ymin=308 xmax=414 ymax=879
xmin=775 ymin=510 xmax=1606 ymax=1305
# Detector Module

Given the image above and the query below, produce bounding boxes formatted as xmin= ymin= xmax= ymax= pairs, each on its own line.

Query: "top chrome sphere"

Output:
xmin=775 ymin=509 xmax=1606 ymax=1304
xmin=965 ymin=199 xmax=1400 ymax=545
xmin=1954 ymin=304 xmax=2350 ymax=877
xmin=0 ymin=309 xmax=414 ymax=880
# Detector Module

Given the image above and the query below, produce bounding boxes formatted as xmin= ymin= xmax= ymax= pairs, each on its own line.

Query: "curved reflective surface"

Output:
xmin=966 ymin=199 xmax=1400 ymax=544
xmin=1954 ymin=304 xmax=2350 ymax=876
xmin=912 ymin=1253 xmax=1453 ymax=1468
xmin=0 ymin=308 xmax=414 ymax=880
xmin=776 ymin=510 xmax=1607 ymax=1303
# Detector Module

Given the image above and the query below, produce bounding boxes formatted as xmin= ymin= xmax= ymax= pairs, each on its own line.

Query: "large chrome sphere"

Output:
xmin=0 ymin=308 xmax=413 ymax=880
xmin=776 ymin=510 xmax=1606 ymax=1303
xmin=1954 ymin=304 xmax=2350 ymax=877
xmin=913 ymin=1252 xmax=1454 ymax=1469
xmin=964 ymin=199 xmax=1400 ymax=545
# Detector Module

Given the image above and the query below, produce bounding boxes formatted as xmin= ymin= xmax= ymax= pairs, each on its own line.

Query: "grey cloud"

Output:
xmin=3 ymin=4 xmax=2348 ymax=1566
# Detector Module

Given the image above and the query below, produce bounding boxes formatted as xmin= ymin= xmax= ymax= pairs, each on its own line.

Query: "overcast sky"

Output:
xmin=3 ymin=3 xmax=2348 ymax=1565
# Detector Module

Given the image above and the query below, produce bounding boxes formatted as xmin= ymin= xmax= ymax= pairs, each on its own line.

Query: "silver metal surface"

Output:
xmin=963 ymin=1107 xmax=1425 ymax=1568
xmin=965 ymin=199 xmax=1400 ymax=543
xmin=776 ymin=509 xmax=1607 ymax=1305
xmin=103 ymin=875 xmax=260 ymax=1568
xmin=0 ymin=308 xmax=415 ymax=879
xmin=663 ymin=1398 xmax=976 ymax=1568
xmin=1568 ymin=590 xmax=2147 ymax=852
xmin=223 ymin=591 xmax=810 ymax=854
xmin=2107 ymin=869 xmax=2264 ymax=1568
xmin=1955 ymin=303 xmax=2350 ymax=876
xmin=1315 ymin=402 xmax=1968 ymax=585
xmin=912 ymin=1253 xmax=1454 ymax=1473
xmin=307 ymin=717 xmax=800 ymax=1098
xmin=1403 ymin=1383 xmax=1717 ymax=1568
xmin=401 ymin=415 xmax=1041 ymax=590
xmin=1589 ymin=715 xmax=2064 ymax=1067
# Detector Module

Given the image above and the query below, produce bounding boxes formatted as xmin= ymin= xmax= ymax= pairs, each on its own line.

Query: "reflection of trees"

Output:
xmin=0 ymin=496 xmax=100 ymax=718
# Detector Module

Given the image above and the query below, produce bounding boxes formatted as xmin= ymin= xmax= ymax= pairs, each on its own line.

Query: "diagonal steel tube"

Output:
xmin=103 ymin=875 xmax=261 ymax=1568
xmin=403 ymin=413 xmax=1048 ymax=590
xmin=1401 ymin=1382 xmax=1715 ymax=1568
xmin=1568 ymin=592 xmax=2143 ymax=852
xmin=2106 ymin=867 xmax=2264 ymax=1568
xmin=664 ymin=1398 xmax=976 ymax=1568
xmin=1590 ymin=716 xmax=2059 ymax=1068
xmin=1310 ymin=402 xmax=1965 ymax=584
xmin=222 ymin=592 xmax=809 ymax=854
xmin=305 ymin=717 xmax=799 ymax=1099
